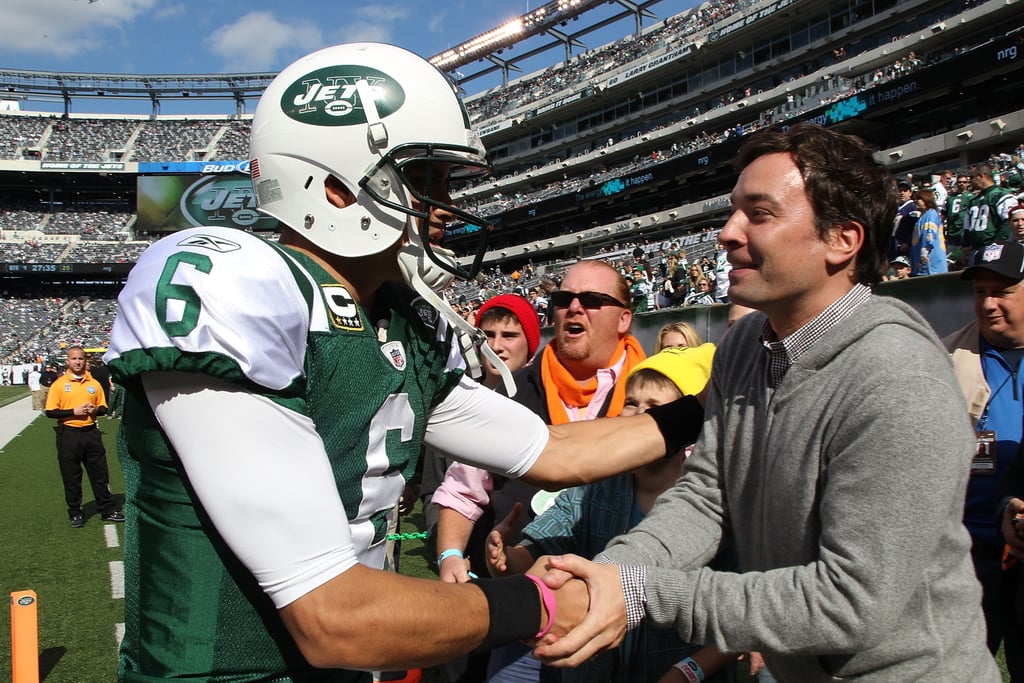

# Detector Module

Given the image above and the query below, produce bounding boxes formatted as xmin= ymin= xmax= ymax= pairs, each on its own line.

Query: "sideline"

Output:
xmin=0 ymin=394 xmax=129 ymax=647
xmin=0 ymin=395 xmax=41 ymax=451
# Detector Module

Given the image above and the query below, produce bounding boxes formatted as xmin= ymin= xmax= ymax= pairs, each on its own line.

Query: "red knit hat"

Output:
xmin=476 ymin=294 xmax=541 ymax=358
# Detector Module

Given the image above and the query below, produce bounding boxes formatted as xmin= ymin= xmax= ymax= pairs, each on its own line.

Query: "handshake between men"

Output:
xmin=530 ymin=555 xmax=627 ymax=666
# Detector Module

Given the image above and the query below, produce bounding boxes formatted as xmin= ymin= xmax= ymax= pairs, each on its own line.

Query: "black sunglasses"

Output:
xmin=549 ymin=290 xmax=629 ymax=309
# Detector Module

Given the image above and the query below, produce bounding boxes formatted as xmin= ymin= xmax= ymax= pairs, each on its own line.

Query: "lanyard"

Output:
xmin=978 ymin=350 xmax=1022 ymax=431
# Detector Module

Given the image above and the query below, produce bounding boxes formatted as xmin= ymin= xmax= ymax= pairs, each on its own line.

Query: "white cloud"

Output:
xmin=332 ymin=20 xmax=395 ymax=47
xmin=2 ymin=0 xmax=157 ymax=60
xmin=328 ymin=4 xmax=411 ymax=46
xmin=427 ymin=9 xmax=449 ymax=35
xmin=204 ymin=12 xmax=324 ymax=72
xmin=353 ymin=4 xmax=411 ymax=22
xmin=153 ymin=3 xmax=185 ymax=21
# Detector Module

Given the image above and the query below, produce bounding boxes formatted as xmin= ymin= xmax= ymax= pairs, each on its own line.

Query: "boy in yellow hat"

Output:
xmin=484 ymin=344 xmax=734 ymax=683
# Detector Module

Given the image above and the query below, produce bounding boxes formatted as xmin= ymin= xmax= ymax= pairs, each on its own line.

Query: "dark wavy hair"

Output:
xmin=734 ymin=122 xmax=896 ymax=285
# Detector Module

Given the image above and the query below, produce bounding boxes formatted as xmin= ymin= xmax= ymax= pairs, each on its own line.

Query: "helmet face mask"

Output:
xmin=361 ymin=142 xmax=490 ymax=282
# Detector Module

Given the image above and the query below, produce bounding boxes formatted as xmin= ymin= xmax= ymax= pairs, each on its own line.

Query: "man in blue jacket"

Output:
xmin=947 ymin=240 xmax=1024 ymax=678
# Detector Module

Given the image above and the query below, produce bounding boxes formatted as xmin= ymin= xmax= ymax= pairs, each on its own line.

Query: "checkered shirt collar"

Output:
xmin=759 ymin=284 xmax=872 ymax=388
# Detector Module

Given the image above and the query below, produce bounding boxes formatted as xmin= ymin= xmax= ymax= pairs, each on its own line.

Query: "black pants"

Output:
xmin=973 ymin=539 xmax=1024 ymax=680
xmin=55 ymin=424 xmax=115 ymax=517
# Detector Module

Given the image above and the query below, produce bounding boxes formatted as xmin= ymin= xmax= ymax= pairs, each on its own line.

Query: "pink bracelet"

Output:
xmin=525 ymin=574 xmax=557 ymax=639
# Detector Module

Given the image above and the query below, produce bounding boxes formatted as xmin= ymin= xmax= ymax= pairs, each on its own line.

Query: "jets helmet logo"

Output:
xmin=281 ymin=66 xmax=405 ymax=126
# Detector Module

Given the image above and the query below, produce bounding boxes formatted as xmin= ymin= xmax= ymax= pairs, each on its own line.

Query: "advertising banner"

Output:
xmin=138 ymin=160 xmax=251 ymax=174
xmin=136 ymin=173 xmax=279 ymax=233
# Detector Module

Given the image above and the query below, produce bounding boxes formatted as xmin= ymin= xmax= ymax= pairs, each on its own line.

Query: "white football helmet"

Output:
xmin=250 ymin=42 xmax=490 ymax=283
xmin=250 ymin=43 xmax=515 ymax=393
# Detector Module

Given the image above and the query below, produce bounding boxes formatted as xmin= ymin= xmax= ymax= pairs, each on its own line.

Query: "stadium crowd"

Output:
xmin=1 ymin=138 xmax=1021 ymax=369
xmin=0 ymin=115 xmax=251 ymax=163
xmin=458 ymin=47 xmax=950 ymax=222
xmin=463 ymin=0 xmax=763 ymax=124
xmin=0 ymin=41 xmax=970 ymax=268
xmin=0 ymin=293 xmax=116 ymax=364
xmin=461 ymin=0 xmax=966 ymax=131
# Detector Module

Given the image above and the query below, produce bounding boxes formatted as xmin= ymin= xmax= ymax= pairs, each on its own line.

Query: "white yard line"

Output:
xmin=0 ymin=396 xmax=40 ymax=452
xmin=109 ymin=560 xmax=125 ymax=600
xmin=104 ymin=523 xmax=120 ymax=548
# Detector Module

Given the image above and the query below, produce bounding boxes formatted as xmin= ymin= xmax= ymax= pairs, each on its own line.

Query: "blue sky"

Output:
xmin=1 ymin=0 xmax=699 ymax=113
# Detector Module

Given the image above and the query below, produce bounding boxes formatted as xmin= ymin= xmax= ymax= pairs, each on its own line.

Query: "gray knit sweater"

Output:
xmin=601 ymin=296 xmax=998 ymax=681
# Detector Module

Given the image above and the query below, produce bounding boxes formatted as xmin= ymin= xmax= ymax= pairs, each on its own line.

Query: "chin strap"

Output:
xmin=397 ymin=243 xmax=517 ymax=397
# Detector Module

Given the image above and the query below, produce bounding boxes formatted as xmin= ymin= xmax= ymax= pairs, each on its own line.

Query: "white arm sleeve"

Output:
xmin=424 ymin=374 xmax=549 ymax=478
xmin=142 ymin=371 xmax=358 ymax=609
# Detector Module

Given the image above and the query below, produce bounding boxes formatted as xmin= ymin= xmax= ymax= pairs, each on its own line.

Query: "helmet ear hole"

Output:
xmin=325 ymin=175 xmax=357 ymax=209
xmin=304 ymin=176 xmax=313 ymax=190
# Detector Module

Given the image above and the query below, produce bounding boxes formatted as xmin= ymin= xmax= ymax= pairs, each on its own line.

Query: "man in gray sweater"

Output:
xmin=534 ymin=123 xmax=999 ymax=681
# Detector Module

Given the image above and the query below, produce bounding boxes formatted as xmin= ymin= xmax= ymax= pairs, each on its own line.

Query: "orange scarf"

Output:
xmin=541 ymin=334 xmax=647 ymax=425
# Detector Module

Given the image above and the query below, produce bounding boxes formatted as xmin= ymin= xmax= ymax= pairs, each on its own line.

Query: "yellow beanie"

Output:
xmin=626 ymin=343 xmax=715 ymax=396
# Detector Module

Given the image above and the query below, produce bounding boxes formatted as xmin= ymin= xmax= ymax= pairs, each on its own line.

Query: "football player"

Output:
xmin=106 ymin=43 xmax=702 ymax=681
xmin=963 ymin=164 xmax=1020 ymax=250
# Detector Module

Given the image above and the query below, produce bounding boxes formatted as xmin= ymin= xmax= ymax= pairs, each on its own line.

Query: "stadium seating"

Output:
xmin=0 ymin=0 xmax=1021 ymax=363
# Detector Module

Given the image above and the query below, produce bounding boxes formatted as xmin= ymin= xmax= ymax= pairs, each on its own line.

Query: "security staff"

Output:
xmin=45 ymin=345 xmax=124 ymax=528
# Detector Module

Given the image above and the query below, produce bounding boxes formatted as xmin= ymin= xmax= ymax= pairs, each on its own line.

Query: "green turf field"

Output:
xmin=0 ymin=408 xmax=125 ymax=681
xmin=0 ymin=401 xmax=1010 ymax=681
xmin=0 ymin=408 xmax=451 ymax=682
xmin=0 ymin=385 xmax=30 ymax=408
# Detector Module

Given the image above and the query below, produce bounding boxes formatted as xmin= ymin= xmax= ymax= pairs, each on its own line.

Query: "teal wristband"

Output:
xmin=437 ymin=548 xmax=465 ymax=568
xmin=438 ymin=548 xmax=477 ymax=578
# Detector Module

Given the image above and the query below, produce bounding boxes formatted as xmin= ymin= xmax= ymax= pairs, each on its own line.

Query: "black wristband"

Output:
xmin=470 ymin=575 xmax=541 ymax=653
xmin=646 ymin=395 xmax=704 ymax=456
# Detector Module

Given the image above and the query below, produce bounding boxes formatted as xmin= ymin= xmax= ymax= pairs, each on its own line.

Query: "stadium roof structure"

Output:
xmin=429 ymin=0 xmax=665 ymax=87
xmin=0 ymin=68 xmax=276 ymax=116
xmin=0 ymin=0 xmax=676 ymax=115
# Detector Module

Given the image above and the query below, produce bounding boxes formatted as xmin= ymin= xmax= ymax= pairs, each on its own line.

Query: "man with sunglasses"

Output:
xmin=516 ymin=260 xmax=646 ymax=428
xmin=433 ymin=259 xmax=647 ymax=682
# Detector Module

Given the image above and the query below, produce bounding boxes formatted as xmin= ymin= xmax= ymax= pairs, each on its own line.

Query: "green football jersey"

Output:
xmin=944 ymin=190 xmax=972 ymax=242
xmin=106 ymin=227 xmax=463 ymax=681
xmin=963 ymin=185 xmax=1019 ymax=249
